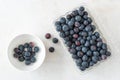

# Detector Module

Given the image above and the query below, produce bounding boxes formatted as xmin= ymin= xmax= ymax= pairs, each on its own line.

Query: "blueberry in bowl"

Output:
xmin=8 ymin=34 xmax=46 ymax=72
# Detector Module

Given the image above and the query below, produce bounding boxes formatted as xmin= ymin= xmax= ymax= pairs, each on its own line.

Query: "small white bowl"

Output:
xmin=8 ymin=34 xmax=46 ymax=72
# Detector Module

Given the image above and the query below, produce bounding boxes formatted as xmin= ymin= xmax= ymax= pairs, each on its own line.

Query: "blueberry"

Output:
xmin=60 ymin=32 xmax=66 ymax=38
xmin=85 ymin=25 xmax=92 ymax=31
xmin=92 ymin=56 xmax=98 ymax=63
xmin=77 ymin=51 xmax=83 ymax=57
xmin=82 ymin=47 xmax=88 ymax=53
xmin=79 ymin=24 xmax=84 ymax=30
xmin=91 ymin=35 xmax=97 ymax=40
xmin=94 ymin=32 xmax=100 ymax=38
xmin=64 ymin=37 xmax=70 ymax=41
xmin=56 ymin=25 xmax=62 ymax=31
xmin=14 ymin=48 xmax=19 ymax=53
xmin=91 ymin=25 xmax=96 ymax=32
xmin=18 ymin=56 xmax=25 ymax=62
xmin=49 ymin=47 xmax=55 ymax=52
xmin=84 ymin=41 xmax=90 ymax=47
xmin=74 ymin=28 xmax=79 ymax=33
xmin=66 ymin=41 xmax=72 ymax=47
xmin=27 ymin=47 xmax=32 ymax=52
xmin=79 ymin=66 xmax=86 ymax=71
xmin=31 ymin=51 xmax=36 ymax=57
xmin=90 ymin=40 xmax=96 ymax=45
xmin=83 ymin=20 xmax=89 ymax=25
xmin=71 ymin=10 xmax=78 ymax=16
xmin=97 ymin=38 xmax=102 ymax=42
xmin=86 ymin=50 xmax=92 ymax=56
xmin=71 ymin=17 xmax=75 ymax=23
xmin=18 ymin=45 xmax=24 ymax=52
xmin=98 ymin=56 xmax=102 ymax=61
xmin=90 ymin=45 xmax=97 ymax=51
xmin=70 ymin=48 xmax=76 ymax=54
xmin=66 ymin=14 xmax=72 ymax=20
xmin=97 ymin=48 xmax=101 ymax=51
xmin=87 ymin=17 xmax=92 ymax=23
xmin=89 ymin=61 xmax=94 ymax=66
xmin=88 ymin=31 xmax=92 ymax=36
xmin=81 ymin=61 xmax=88 ymax=68
xmin=65 ymin=31 xmax=69 ymax=36
xmin=60 ymin=17 xmax=66 ymax=24
xmin=82 ymin=55 xmax=88 ymax=61
xmin=76 ymin=58 xmax=82 ymax=66
xmin=72 ymin=54 xmax=79 ymax=59
xmin=100 ymin=49 xmax=106 ymax=55
xmin=71 ymin=43 xmax=76 ymax=48
xmin=97 ymin=42 xmax=103 ymax=47
xmin=79 ymin=6 xmax=85 ymax=11
xmin=29 ymin=42 xmax=34 ymax=47
xmin=25 ymin=60 xmax=31 ymax=65
xmin=24 ymin=56 xmax=31 ymax=60
xmin=24 ymin=43 xmax=29 ymax=48
xmin=83 ymin=15 xmax=88 ymax=20
xmin=24 ymin=51 xmax=31 ymax=57
xmin=52 ymin=38 xmax=59 ymax=44
xmin=106 ymin=51 xmax=111 ymax=56
xmin=80 ymin=39 xmax=85 ymax=44
xmin=68 ymin=20 xmax=74 ymax=26
xmin=102 ymin=43 xmax=107 ymax=50
xmin=34 ymin=46 xmax=39 ymax=53
xmin=75 ymin=16 xmax=81 ymax=21
xmin=77 ymin=37 xmax=82 ymax=41
xmin=13 ymin=53 xmax=19 ymax=58
xmin=81 ymin=31 xmax=87 ymax=37
xmin=55 ymin=21 xmax=61 ymax=26
xmin=101 ymin=55 xmax=107 ymax=60
xmin=93 ymin=51 xmax=99 ymax=56
xmin=73 ymin=34 xmax=78 ymax=39
xmin=62 ymin=25 xmax=69 ymax=31
xmin=83 ymin=11 xmax=88 ymax=15
xmin=76 ymin=46 xmax=81 ymax=51
xmin=75 ymin=41 xmax=81 ymax=46
xmin=78 ymin=11 xmax=84 ymax=16
xmin=45 ymin=33 xmax=51 ymax=39
xmin=87 ymin=36 xmax=91 ymax=40
xmin=31 ymin=57 xmax=36 ymax=63
xmin=70 ymin=30 xmax=74 ymax=35
xmin=75 ymin=22 xmax=80 ymax=27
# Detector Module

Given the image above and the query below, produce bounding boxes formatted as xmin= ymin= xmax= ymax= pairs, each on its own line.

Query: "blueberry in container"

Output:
xmin=54 ymin=6 xmax=111 ymax=71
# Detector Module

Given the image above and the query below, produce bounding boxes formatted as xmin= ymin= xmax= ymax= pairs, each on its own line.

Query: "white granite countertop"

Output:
xmin=0 ymin=0 xmax=120 ymax=80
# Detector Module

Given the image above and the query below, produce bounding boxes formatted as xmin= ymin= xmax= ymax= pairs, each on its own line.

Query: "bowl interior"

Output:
xmin=8 ymin=34 xmax=45 ymax=71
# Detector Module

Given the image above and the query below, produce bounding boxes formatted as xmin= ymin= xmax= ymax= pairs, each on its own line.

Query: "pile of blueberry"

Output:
xmin=55 ymin=6 xmax=111 ymax=71
xmin=45 ymin=33 xmax=59 ymax=52
xmin=13 ymin=42 xmax=39 ymax=65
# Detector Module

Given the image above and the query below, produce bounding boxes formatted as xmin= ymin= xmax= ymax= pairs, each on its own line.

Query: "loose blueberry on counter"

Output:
xmin=45 ymin=33 xmax=51 ymax=39
xmin=49 ymin=47 xmax=55 ymax=52
xmin=52 ymin=38 xmax=58 ymax=44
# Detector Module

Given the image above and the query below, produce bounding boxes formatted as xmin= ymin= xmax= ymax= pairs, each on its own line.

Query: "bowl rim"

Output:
xmin=7 ymin=33 xmax=46 ymax=72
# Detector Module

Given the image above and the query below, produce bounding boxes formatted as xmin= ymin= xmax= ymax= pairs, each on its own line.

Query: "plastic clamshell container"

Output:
xmin=53 ymin=6 xmax=111 ymax=72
